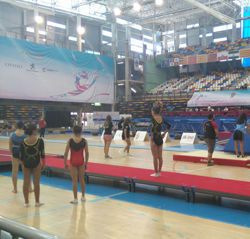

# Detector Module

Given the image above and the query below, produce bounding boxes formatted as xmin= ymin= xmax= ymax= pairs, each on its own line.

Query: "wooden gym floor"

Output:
xmin=0 ymin=134 xmax=250 ymax=239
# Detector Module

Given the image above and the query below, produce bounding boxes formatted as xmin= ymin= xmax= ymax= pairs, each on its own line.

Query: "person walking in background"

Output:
xmin=9 ymin=121 xmax=33 ymax=193
xmin=122 ymin=118 xmax=132 ymax=156
xmin=203 ymin=114 xmax=220 ymax=166
xmin=118 ymin=117 xmax=124 ymax=130
xmin=150 ymin=102 xmax=171 ymax=177
xmin=19 ymin=124 xmax=45 ymax=207
xmin=64 ymin=125 xmax=89 ymax=204
xmin=2 ymin=119 xmax=9 ymax=135
xmin=39 ymin=117 xmax=46 ymax=138
xmin=234 ymin=113 xmax=250 ymax=158
xmin=103 ymin=115 xmax=114 ymax=159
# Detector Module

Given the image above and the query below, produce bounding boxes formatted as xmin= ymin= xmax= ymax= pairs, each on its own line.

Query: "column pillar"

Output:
xmin=111 ymin=21 xmax=117 ymax=108
xmin=77 ymin=107 xmax=82 ymax=126
xmin=125 ymin=26 xmax=131 ymax=101
xmin=77 ymin=15 xmax=82 ymax=52
xmin=22 ymin=9 xmax=27 ymax=41
xmin=175 ymin=33 xmax=179 ymax=51
xmin=34 ymin=9 xmax=39 ymax=43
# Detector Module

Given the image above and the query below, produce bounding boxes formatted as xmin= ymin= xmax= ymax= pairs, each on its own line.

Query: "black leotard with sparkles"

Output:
xmin=151 ymin=117 xmax=171 ymax=146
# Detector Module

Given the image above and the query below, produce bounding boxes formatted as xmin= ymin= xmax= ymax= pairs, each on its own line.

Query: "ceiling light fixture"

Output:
xmin=155 ymin=0 xmax=163 ymax=6
xmin=113 ymin=7 xmax=121 ymax=16
xmin=133 ymin=2 xmax=141 ymax=12
xmin=77 ymin=26 xmax=85 ymax=35
xmin=35 ymin=15 xmax=43 ymax=24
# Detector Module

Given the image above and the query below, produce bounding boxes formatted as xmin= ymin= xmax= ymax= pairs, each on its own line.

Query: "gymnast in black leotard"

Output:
xmin=150 ymin=101 xmax=171 ymax=177
xmin=151 ymin=117 xmax=171 ymax=146
xmin=19 ymin=124 xmax=45 ymax=207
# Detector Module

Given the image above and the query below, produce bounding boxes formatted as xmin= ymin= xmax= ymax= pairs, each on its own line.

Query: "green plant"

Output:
xmin=174 ymin=134 xmax=181 ymax=140
xmin=60 ymin=130 xmax=66 ymax=134
xmin=92 ymin=131 xmax=99 ymax=136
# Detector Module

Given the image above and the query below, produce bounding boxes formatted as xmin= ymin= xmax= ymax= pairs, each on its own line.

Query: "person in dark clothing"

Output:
xmin=118 ymin=117 xmax=124 ymax=130
xmin=203 ymin=114 xmax=220 ymax=166
xmin=103 ymin=115 xmax=114 ymax=159
xmin=150 ymin=102 xmax=171 ymax=177
xmin=19 ymin=124 xmax=45 ymax=207
xmin=233 ymin=113 xmax=250 ymax=158
xmin=122 ymin=118 xmax=132 ymax=156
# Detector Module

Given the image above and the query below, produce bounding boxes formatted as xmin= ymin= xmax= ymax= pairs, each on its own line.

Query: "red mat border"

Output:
xmin=173 ymin=154 xmax=250 ymax=168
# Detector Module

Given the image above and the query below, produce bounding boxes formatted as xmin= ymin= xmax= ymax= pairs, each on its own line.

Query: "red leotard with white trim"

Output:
xmin=69 ymin=138 xmax=85 ymax=167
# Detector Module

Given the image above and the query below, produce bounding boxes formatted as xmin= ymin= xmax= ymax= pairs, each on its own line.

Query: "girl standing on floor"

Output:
xmin=19 ymin=124 xmax=45 ymax=207
xmin=103 ymin=115 xmax=114 ymax=159
xmin=234 ymin=113 xmax=250 ymax=158
xmin=150 ymin=102 xmax=171 ymax=177
xmin=64 ymin=125 xmax=89 ymax=204
xmin=9 ymin=121 xmax=33 ymax=193
xmin=122 ymin=118 xmax=132 ymax=156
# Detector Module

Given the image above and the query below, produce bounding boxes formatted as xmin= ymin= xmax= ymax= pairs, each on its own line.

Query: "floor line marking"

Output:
xmin=12 ymin=191 xmax=128 ymax=221
xmin=0 ymin=195 xmax=23 ymax=203
xmin=184 ymin=166 xmax=212 ymax=173
xmin=176 ymin=233 xmax=185 ymax=238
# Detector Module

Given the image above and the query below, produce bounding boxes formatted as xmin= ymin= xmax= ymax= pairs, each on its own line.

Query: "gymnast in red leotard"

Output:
xmin=64 ymin=125 xmax=89 ymax=204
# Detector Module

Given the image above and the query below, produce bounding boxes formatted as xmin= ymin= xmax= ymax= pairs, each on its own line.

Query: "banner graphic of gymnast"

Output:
xmin=187 ymin=89 xmax=250 ymax=107
xmin=0 ymin=36 xmax=114 ymax=104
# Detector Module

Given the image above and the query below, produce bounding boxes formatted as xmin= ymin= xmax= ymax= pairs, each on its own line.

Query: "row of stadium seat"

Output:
xmin=167 ymin=37 xmax=250 ymax=58
xmin=147 ymin=68 xmax=250 ymax=95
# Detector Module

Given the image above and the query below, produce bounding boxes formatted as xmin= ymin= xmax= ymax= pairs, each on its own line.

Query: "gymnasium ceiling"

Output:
xmin=2 ymin=0 xmax=250 ymax=31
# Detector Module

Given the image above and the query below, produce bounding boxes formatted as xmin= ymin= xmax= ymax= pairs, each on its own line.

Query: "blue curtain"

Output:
xmin=243 ymin=7 xmax=250 ymax=67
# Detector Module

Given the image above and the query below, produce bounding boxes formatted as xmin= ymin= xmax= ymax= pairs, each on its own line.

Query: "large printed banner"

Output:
xmin=187 ymin=90 xmax=250 ymax=107
xmin=0 ymin=36 xmax=114 ymax=103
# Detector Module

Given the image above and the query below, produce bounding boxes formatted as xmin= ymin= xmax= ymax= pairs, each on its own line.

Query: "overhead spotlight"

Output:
xmin=77 ymin=26 xmax=85 ymax=35
xmin=155 ymin=0 xmax=163 ymax=6
xmin=113 ymin=7 xmax=121 ymax=16
xmin=133 ymin=2 xmax=141 ymax=12
xmin=35 ymin=15 xmax=43 ymax=24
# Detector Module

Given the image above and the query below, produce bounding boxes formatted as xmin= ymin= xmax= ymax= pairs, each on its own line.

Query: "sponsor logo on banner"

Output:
xmin=197 ymin=55 xmax=207 ymax=63
xmin=207 ymin=54 xmax=217 ymax=62
xmin=161 ymin=59 xmax=169 ymax=67
xmin=180 ymin=133 xmax=199 ymax=144
xmin=134 ymin=131 xmax=150 ymax=142
xmin=42 ymin=68 xmax=58 ymax=72
xmin=231 ymin=92 xmax=236 ymax=98
xmin=5 ymin=63 xmax=22 ymax=68
xmin=217 ymin=52 xmax=228 ymax=61
xmin=20 ymin=50 xmax=44 ymax=59
xmin=114 ymin=130 xmax=123 ymax=140
xmin=188 ymin=56 xmax=197 ymax=65
xmin=134 ymin=58 xmax=139 ymax=71
xmin=239 ymin=48 xmax=250 ymax=58
xmin=27 ymin=63 xmax=38 ymax=72
xmin=179 ymin=57 xmax=188 ymax=65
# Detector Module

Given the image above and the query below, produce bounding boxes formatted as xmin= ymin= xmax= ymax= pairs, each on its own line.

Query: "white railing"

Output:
xmin=0 ymin=216 xmax=61 ymax=239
